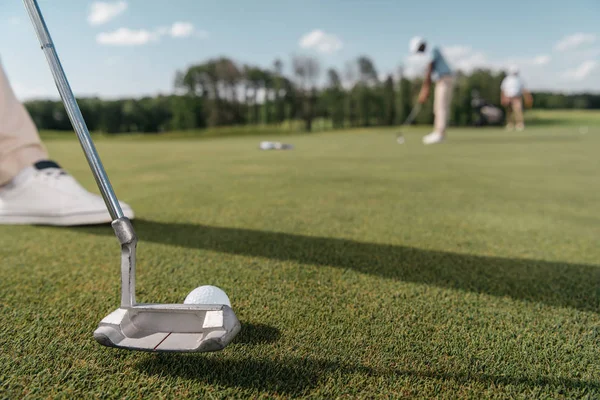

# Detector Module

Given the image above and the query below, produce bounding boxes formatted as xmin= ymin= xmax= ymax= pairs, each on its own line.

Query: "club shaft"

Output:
xmin=405 ymin=104 xmax=421 ymax=125
xmin=22 ymin=0 xmax=123 ymax=220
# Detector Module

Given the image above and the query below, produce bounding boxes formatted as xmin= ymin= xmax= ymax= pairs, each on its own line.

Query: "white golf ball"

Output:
xmin=397 ymin=136 xmax=405 ymax=144
xmin=184 ymin=285 xmax=231 ymax=307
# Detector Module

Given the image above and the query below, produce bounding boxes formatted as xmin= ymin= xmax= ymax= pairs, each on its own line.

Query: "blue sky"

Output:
xmin=1 ymin=0 xmax=599 ymax=100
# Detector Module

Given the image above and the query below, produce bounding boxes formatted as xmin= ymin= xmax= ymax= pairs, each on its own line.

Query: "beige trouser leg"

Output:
xmin=0 ymin=62 xmax=48 ymax=185
xmin=434 ymin=75 xmax=454 ymax=135
xmin=510 ymin=97 xmax=524 ymax=127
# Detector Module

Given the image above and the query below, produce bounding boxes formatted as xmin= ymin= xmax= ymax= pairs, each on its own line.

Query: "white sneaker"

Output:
xmin=0 ymin=161 xmax=134 ymax=226
xmin=422 ymin=132 xmax=445 ymax=145
xmin=516 ymin=123 xmax=525 ymax=131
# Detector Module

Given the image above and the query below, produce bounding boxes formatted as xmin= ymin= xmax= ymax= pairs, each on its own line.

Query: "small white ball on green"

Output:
xmin=184 ymin=285 xmax=231 ymax=307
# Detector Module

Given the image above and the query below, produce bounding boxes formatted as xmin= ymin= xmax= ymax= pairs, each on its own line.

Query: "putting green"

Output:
xmin=2 ymin=112 xmax=599 ymax=398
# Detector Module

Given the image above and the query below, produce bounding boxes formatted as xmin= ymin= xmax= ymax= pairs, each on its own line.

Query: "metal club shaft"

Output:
xmin=22 ymin=0 xmax=124 ymax=220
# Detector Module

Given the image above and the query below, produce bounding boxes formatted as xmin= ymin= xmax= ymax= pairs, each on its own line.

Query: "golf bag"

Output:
xmin=471 ymin=90 xmax=504 ymax=127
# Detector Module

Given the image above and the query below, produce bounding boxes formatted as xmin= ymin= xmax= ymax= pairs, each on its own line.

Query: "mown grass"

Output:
xmin=2 ymin=110 xmax=599 ymax=398
xmin=38 ymin=108 xmax=600 ymax=141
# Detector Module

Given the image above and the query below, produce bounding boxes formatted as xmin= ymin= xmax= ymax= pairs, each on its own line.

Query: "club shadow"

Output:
xmin=232 ymin=322 xmax=281 ymax=346
xmin=135 ymin=354 xmax=600 ymax=396
xmin=71 ymin=219 xmax=600 ymax=313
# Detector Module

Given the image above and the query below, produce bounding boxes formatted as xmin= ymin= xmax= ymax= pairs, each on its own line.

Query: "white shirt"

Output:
xmin=501 ymin=75 xmax=524 ymax=98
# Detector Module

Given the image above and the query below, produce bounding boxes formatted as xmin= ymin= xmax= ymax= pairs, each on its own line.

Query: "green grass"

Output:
xmin=2 ymin=111 xmax=599 ymax=399
xmin=38 ymin=109 xmax=600 ymax=141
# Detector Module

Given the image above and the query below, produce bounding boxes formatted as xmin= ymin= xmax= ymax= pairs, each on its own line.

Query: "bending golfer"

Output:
xmin=0 ymin=61 xmax=134 ymax=225
xmin=501 ymin=66 xmax=532 ymax=131
xmin=409 ymin=37 xmax=455 ymax=145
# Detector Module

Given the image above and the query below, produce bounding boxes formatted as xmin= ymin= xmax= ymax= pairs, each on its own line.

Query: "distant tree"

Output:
xmin=99 ymin=100 xmax=124 ymax=133
xmin=214 ymin=57 xmax=243 ymax=125
xmin=169 ymin=95 xmax=204 ymax=130
xmin=292 ymin=55 xmax=320 ymax=132
xmin=395 ymin=66 xmax=413 ymax=124
xmin=321 ymin=68 xmax=345 ymax=129
xmin=344 ymin=61 xmax=359 ymax=127
xmin=244 ymin=66 xmax=265 ymax=124
xmin=24 ymin=57 xmax=600 ymax=135
xmin=383 ymin=75 xmax=396 ymax=126
xmin=263 ymin=70 xmax=274 ymax=124
xmin=273 ymin=59 xmax=286 ymax=123
xmin=355 ymin=56 xmax=379 ymax=126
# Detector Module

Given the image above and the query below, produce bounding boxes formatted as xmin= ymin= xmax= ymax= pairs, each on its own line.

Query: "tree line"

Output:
xmin=24 ymin=55 xmax=600 ymax=134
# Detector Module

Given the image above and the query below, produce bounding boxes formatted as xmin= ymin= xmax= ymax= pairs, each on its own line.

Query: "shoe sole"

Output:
xmin=0 ymin=208 xmax=134 ymax=226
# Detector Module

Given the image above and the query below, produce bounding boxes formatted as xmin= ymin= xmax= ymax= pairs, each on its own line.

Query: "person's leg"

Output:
xmin=424 ymin=76 xmax=453 ymax=145
xmin=0 ymin=62 xmax=48 ymax=185
xmin=511 ymin=97 xmax=524 ymax=130
xmin=442 ymin=76 xmax=454 ymax=131
xmin=433 ymin=78 xmax=445 ymax=135
xmin=434 ymin=76 xmax=453 ymax=134
xmin=0 ymin=62 xmax=134 ymax=225
xmin=505 ymin=102 xmax=514 ymax=130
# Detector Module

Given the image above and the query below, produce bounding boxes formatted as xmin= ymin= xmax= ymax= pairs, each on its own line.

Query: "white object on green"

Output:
xmin=259 ymin=141 xmax=294 ymax=150
xmin=184 ymin=285 xmax=232 ymax=307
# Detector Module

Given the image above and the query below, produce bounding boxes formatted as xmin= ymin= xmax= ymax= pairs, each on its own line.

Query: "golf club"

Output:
xmin=23 ymin=0 xmax=241 ymax=352
xmin=395 ymin=103 xmax=422 ymax=144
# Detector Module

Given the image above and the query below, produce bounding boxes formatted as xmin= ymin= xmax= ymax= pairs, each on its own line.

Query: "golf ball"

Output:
xmin=579 ymin=126 xmax=588 ymax=135
xmin=397 ymin=136 xmax=405 ymax=144
xmin=184 ymin=285 xmax=231 ymax=307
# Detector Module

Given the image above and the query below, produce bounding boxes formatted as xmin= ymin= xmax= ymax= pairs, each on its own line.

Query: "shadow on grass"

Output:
xmin=136 ymin=354 xmax=600 ymax=396
xmin=232 ymin=323 xmax=281 ymax=346
xmin=73 ymin=219 xmax=600 ymax=313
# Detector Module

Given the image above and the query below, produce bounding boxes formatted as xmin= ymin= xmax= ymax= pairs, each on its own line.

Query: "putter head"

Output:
xmin=94 ymin=304 xmax=241 ymax=352
xmin=95 ymin=218 xmax=241 ymax=352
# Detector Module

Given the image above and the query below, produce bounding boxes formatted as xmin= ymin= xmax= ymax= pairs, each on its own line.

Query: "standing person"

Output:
xmin=0 ymin=60 xmax=134 ymax=225
xmin=501 ymin=66 xmax=532 ymax=131
xmin=409 ymin=36 xmax=455 ymax=145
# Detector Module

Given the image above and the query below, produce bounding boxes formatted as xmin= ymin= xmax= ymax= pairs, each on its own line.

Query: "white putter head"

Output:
xmin=93 ymin=218 xmax=241 ymax=352
xmin=23 ymin=0 xmax=241 ymax=352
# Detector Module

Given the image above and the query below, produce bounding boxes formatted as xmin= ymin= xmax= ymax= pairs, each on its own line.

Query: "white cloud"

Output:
xmin=554 ymin=33 xmax=597 ymax=52
xmin=442 ymin=46 xmax=472 ymax=60
xmin=169 ymin=22 xmax=194 ymax=38
xmin=453 ymin=52 xmax=489 ymax=72
xmin=97 ymin=22 xmax=206 ymax=46
xmin=442 ymin=46 xmax=490 ymax=73
xmin=96 ymin=28 xmax=157 ymax=46
xmin=158 ymin=22 xmax=206 ymax=39
xmin=403 ymin=54 xmax=428 ymax=78
xmin=88 ymin=1 xmax=128 ymax=26
xmin=504 ymin=55 xmax=551 ymax=69
xmin=562 ymin=60 xmax=598 ymax=81
xmin=299 ymin=29 xmax=343 ymax=54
